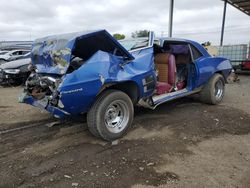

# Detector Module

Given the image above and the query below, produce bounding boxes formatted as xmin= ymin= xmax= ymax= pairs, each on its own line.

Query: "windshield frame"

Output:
xmin=119 ymin=31 xmax=155 ymax=52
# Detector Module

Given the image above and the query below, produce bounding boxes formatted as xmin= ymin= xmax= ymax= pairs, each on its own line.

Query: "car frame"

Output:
xmin=19 ymin=30 xmax=232 ymax=141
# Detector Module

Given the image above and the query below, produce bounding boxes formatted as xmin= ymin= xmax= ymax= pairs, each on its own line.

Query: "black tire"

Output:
xmin=199 ymin=73 xmax=225 ymax=105
xmin=87 ymin=89 xmax=134 ymax=141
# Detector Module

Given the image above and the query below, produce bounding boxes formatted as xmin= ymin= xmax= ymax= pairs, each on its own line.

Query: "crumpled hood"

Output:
xmin=0 ymin=58 xmax=31 ymax=69
xmin=32 ymin=30 xmax=133 ymax=75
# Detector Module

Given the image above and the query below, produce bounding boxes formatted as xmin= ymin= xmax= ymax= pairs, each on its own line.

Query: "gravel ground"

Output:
xmin=0 ymin=74 xmax=249 ymax=188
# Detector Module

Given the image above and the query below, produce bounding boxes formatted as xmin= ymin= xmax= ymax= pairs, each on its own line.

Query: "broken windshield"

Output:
xmin=119 ymin=38 xmax=149 ymax=51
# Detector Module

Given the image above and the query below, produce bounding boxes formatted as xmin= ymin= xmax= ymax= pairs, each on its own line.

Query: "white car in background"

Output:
xmin=0 ymin=49 xmax=30 ymax=63
xmin=0 ymin=50 xmax=8 ymax=55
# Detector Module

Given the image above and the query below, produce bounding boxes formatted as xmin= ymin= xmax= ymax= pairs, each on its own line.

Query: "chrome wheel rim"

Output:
xmin=214 ymin=79 xmax=224 ymax=100
xmin=104 ymin=100 xmax=129 ymax=134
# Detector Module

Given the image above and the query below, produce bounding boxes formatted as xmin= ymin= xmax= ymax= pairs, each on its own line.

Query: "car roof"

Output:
xmin=157 ymin=37 xmax=197 ymax=44
xmin=8 ymin=49 xmax=30 ymax=52
xmin=157 ymin=37 xmax=210 ymax=57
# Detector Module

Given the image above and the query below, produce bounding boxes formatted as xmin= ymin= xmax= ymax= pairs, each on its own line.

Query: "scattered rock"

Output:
xmin=104 ymin=172 xmax=109 ymax=177
xmin=147 ymin=162 xmax=154 ymax=166
xmin=214 ymin=118 xmax=220 ymax=125
xmin=122 ymin=157 xmax=127 ymax=161
xmin=46 ymin=121 xmax=61 ymax=127
xmin=111 ymin=140 xmax=119 ymax=146
xmin=139 ymin=167 xmax=144 ymax=171
xmin=90 ymin=172 xmax=94 ymax=176
xmin=64 ymin=175 xmax=72 ymax=179
xmin=72 ymin=182 xmax=79 ymax=187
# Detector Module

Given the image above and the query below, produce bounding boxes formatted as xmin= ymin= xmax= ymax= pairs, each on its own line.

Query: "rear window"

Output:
xmin=191 ymin=45 xmax=203 ymax=60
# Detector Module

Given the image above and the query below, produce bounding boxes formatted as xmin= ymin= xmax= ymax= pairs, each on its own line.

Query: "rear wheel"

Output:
xmin=199 ymin=73 xmax=225 ymax=105
xmin=87 ymin=89 xmax=134 ymax=141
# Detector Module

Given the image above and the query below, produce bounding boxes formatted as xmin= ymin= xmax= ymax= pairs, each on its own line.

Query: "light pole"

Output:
xmin=168 ymin=0 xmax=174 ymax=37
xmin=220 ymin=0 xmax=227 ymax=46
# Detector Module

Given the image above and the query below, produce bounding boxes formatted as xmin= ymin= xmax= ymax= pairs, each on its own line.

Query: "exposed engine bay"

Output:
xmin=24 ymin=72 xmax=62 ymax=107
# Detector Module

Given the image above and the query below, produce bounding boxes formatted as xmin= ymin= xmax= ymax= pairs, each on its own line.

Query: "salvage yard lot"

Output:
xmin=0 ymin=74 xmax=250 ymax=188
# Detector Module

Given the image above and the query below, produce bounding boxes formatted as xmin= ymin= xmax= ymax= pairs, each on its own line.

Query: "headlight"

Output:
xmin=4 ymin=69 xmax=20 ymax=74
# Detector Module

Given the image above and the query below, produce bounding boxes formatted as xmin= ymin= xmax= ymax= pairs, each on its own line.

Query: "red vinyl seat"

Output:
xmin=168 ymin=54 xmax=176 ymax=85
xmin=155 ymin=53 xmax=177 ymax=94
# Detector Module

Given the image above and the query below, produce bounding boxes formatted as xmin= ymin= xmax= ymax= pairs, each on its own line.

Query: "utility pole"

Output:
xmin=168 ymin=0 xmax=174 ymax=37
xmin=220 ymin=0 xmax=227 ymax=46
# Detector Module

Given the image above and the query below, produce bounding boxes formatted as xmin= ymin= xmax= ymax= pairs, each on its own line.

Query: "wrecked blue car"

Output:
xmin=20 ymin=30 xmax=232 ymax=141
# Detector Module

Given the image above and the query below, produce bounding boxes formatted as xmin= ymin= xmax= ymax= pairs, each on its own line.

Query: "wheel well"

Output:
xmin=215 ymin=71 xmax=227 ymax=84
xmin=101 ymin=81 xmax=140 ymax=104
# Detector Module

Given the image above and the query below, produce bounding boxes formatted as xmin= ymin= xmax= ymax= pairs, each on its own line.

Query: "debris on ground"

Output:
xmin=64 ymin=175 xmax=72 ymax=179
xmin=72 ymin=182 xmax=79 ymax=187
xmin=111 ymin=140 xmax=119 ymax=146
xmin=139 ymin=167 xmax=144 ymax=171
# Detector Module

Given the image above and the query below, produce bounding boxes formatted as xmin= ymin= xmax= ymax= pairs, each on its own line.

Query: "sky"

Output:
xmin=0 ymin=0 xmax=249 ymax=45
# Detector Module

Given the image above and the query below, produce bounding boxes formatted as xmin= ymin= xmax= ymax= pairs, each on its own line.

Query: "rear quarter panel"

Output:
xmin=195 ymin=56 xmax=232 ymax=87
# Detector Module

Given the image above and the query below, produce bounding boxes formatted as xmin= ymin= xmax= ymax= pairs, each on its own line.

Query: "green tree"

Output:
xmin=113 ymin=33 xmax=125 ymax=40
xmin=202 ymin=41 xmax=211 ymax=46
xmin=131 ymin=30 xmax=149 ymax=38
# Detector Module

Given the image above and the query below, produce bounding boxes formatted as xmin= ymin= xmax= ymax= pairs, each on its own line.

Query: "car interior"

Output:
xmin=153 ymin=41 xmax=193 ymax=95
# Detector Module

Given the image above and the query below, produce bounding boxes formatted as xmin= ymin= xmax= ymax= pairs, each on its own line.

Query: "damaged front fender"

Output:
xmin=57 ymin=50 xmax=125 ymax=115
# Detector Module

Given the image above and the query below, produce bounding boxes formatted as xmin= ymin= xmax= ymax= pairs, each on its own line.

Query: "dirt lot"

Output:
xmin=0 ymin=73 xmax=250 ymax=188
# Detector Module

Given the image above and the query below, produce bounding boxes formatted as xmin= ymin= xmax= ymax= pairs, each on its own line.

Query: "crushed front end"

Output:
xmin=19 ymin=72 xmax=69 ymax=118
xmin=19 ymin=30 xmax=135 ymax=118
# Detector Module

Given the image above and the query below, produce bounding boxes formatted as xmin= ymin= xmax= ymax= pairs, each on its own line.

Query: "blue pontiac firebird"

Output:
xmin=19 ymin=30 xmax=232 ymax=141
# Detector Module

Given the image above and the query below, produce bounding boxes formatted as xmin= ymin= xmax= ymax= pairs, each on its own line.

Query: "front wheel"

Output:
xmin=87 ymin=89 xmax=134 ymax=141
xmin=199 ymin=73 xmax=225 ymax=105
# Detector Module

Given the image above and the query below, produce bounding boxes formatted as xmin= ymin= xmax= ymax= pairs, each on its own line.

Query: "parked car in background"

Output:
xmin=0 ymin=51 xmax=9 ymax=63
xmin=0 ymin=50 xmax=9 ymax=55
xmin=13 ymin=52 xmax=31 ymax=61
xmin=0 ymin=49 xmax=30 ymax=63
xmin=19 ymin=30 xmax=232 ymax=141
xmin=0 ymin=57 xmax=31 ymax=85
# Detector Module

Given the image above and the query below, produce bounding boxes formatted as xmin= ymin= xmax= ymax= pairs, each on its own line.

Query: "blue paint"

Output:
xmin=22 ymin=30 xmax=232 ymax=118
